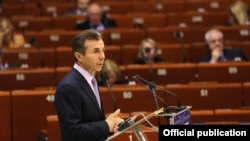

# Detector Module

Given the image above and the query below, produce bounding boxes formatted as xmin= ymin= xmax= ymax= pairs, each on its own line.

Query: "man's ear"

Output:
xmin=74 ymin=52 xmax=82 ymax=62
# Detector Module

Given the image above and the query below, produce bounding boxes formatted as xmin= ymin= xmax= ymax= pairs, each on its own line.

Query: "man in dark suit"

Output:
xmin=76 ymin=3 xmax=117 ymax=31
xmin=200 ymin=28 xmax=247 ymax=63
xmin=54 ymin=29 xmax=123 ymax=141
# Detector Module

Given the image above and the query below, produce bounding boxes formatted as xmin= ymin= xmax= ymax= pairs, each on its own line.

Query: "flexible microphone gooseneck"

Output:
xmin=174 ymin=31 xmax=186 ymax=63
xmin=133 ymin=75 xmax=181 ymax=109
xmin=132 ymin=75 xmax=167 ymax=108
xmin=102 ymin=74 xmax=117 ymax=112
xmin=132 ymin=74 xmax=161 ymax=125
xmin=30 ymin=38 xmax=45 ymax=68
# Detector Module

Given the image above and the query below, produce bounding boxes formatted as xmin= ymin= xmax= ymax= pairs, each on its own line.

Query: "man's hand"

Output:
xmin=106 ymin=109 xmax=124 ymax=133
xmin=210 ymin=48 xmax=222 ymax=63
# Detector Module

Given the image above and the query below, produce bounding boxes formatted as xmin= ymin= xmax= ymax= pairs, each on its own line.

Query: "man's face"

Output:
xmin=207 ymin=31 xmax=224 ymax=51
xmin=77 ymin=0 xmax=90 ymax=11
xmin=78 ymin=39 xmax=105 ymax=75
xmin=88 ymin=4 xmax=102 ymax=25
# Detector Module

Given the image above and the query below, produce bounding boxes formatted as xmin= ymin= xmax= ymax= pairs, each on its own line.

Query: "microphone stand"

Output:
xmin=145 ymin=48 xmax=153 ymax=82
xmin=174 ymin=31 xmax=186 ymax=63
xmin=103 ymin=74 xmax=117 ymax=111
xmin=30 ymin=38 xmax=45 ymax=68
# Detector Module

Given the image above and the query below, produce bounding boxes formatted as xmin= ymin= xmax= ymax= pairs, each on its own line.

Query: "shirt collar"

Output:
xmin=73 ymin=63 xmax=95 ymax=85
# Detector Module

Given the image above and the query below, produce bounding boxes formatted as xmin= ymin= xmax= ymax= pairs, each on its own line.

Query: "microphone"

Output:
xmin=118 ymin=115 xmax=137 ymax=131
xmin=30 ymin=37 xmax=45 ymax=68
xmin=173 ymin=31 xmax=186 ymax=63
xmin=101 ymin=74 xmax=117 ymax=111
xmin=37 ymin=2 xmax=44 ymax=16
xmin=133 ymin=75 xmax=181 ymax=109
xmin=133 ymin=74 xmax=161 ymax=125
xmin=132 ymin=75 xmax=167 ymax=108
xmin=145 ymin=47 xmax=151 ymax=54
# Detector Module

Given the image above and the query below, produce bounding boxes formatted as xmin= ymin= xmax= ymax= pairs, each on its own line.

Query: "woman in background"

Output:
xmin=227 ymin=0 xmax=250 ymax=26
xmin=0 ymin=18 xmax=25 ymax=48
xmin=98 ymin=59 xmax=123 ymax=86
xmin=134 ymin=38 xmax=164 ymax=65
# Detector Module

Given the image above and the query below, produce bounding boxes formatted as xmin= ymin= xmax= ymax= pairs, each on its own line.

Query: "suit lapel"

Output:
xmin=72 ymin=69 xmax=104 ymax=119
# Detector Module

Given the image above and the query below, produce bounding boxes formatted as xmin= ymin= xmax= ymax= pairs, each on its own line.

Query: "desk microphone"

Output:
xmin=30 ymin=37 xmax=45 ymax=68
xmin=118 ymin=115 xmax=137 ymax=131
xmin=101 ymin=74 xmax=117 ymax=111
xmin=133 ymin=75 xmax=181 ymax=109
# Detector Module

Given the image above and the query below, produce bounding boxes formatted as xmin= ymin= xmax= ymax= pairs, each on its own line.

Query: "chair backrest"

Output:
xmin=11 ymin=89 xmax=57 ymax=141
xmin=46 ymin=115 xmax=61 ymax=141
xmin=214 ymin=109 xmax=250 ymax=122
xmin=197 ymin=62 xmax=250 ymax=83
xmin=146 ymin=26 xmax=209 ymax=44
xmin=165 ymin=83 xmax=243 ymax=110
xmin=0 ymin=91 xmax=11 ymax=141
xmin=108 ymin=28 xmax=146 ymax=46
xmin=11 ymin=16 xmax=53 ymax=32
xmin=2 ymin=47 xmax=56 ymax=68
xmin=125 ymin=63 xmax=197 ymax=85
xmin=242 ymin=82 xmax=250 ymax=107
xmin=0 ymin=68 xmax=56 ymax=90
xmin=100 ymin=85 xmax=166 ymax=113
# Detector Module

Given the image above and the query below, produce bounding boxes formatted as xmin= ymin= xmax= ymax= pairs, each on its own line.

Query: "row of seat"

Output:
xmin=14 ymin=25 xmax=250 ymax=48
xmin=10 ymin=11 xmax=230 ymax=31
xmin=1 ymin=86 xmax=250 ymax=141
xmin=1 ymin=61 xmax=250 ymax=90
xmin=2 ymin=40 xmax=250 ymax=66
xmin=3 ymin=0 xmax=250 ymax=17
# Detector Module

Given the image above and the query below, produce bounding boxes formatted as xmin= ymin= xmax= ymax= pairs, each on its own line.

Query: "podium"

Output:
xmin=159 ymin=106 xmax=192 ymax=125
xmin=106 ymin=106 xmax=192 ymax=141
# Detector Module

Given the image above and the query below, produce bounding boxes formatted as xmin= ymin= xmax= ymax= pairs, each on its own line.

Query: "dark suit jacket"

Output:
xmin=54 ymin=68 xmax=111 ymax=141
xmin=76 ymin=18 xmax=117 ymax=30
xmin=200 ymin=47 xmax=248 ymax=62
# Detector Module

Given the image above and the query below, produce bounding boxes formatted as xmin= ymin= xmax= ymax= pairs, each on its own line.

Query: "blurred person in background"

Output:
xmin=134 ymin=38 xmax=165 ymax=65
xmin=0 ymin=18 xmax=25 ymax=49
xmin=0 ymin=18 xmax=26 ymax=69
xmin=98 ymin=59 xmax=124 ymax=86
xmin=200 ymin=28 xmax=247 ymax=63
xmin=227 ymin=0 xmax=250 ymax=26
xmin=63 ymin=0 xmax=92 ymax=16
xmin=76 ymin=3 xmax=117 ymax=31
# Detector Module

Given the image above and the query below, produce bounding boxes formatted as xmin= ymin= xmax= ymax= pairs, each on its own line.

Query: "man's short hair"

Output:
xmin=72 ymin=29 xmax=102 ymax=55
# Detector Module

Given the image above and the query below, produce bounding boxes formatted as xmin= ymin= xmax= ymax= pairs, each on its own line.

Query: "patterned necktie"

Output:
xmin=91 ymin=78 xmax=101 ymax=109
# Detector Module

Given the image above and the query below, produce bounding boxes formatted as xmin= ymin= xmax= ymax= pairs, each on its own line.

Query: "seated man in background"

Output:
xmin=63 ymin=0 xmax=92 ymax=16
xmin=76 ymin=3 xmax=117 ymax=31
xmin=134 ymin=38 xmax=165 ymax=65
xmin=200 ymin=28 xmax=247 ymax=63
